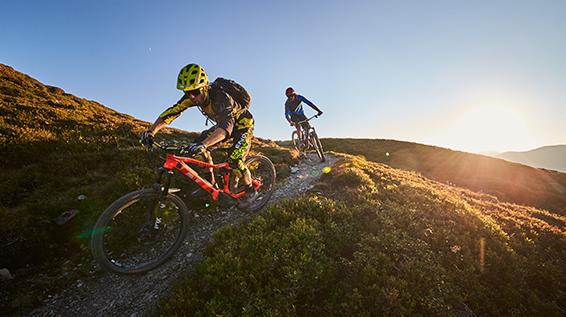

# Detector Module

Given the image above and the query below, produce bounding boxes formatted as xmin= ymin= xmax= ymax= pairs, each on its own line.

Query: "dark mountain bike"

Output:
xmin=90 ymin=142 xmax=276 ymax=274
xmin=291 ymin=115 xmax=325 ymax=162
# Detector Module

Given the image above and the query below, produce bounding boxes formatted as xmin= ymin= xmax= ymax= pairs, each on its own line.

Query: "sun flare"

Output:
xmin=443 ymin=105 xmax=535 ymax=153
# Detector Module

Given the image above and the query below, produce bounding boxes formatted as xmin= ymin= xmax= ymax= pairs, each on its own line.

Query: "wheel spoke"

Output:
xmin=238 ymin=156 xmax=276 ymax=212
xmin=91 ymin=189 xmax=190 ymax=274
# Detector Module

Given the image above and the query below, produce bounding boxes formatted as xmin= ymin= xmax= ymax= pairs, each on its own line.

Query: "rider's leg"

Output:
xmin=294 ymin=123 xmax=304 ymax=145
xmin=242 ymin=165 xmax=252 ymax=186
xmin=293 ymin=114 xmax=309 ymax=147
xmin=290 ymin=114 xmax=307 ymax=146
xmin=301 ymin=121 xmax=311 ymax=145
xmin=227 ymin=112 xmax=254 ymax=187
xmin=230 ymin=112 xmax=258 ymax=208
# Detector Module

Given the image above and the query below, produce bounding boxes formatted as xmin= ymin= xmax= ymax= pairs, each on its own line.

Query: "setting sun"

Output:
xmin=442 ymin=105 xmax=535 ymax=153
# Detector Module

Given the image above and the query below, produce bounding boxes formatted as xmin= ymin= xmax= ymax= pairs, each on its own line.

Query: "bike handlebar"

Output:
xmin=149 ymin=141 xmax=231 ymax=155
xmin=293 ymin=114 xmax=320 ymax=125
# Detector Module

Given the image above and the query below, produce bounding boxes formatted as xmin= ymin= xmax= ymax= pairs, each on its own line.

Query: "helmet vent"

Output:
xmin=177 ymin=63 xmax=207 ymax=90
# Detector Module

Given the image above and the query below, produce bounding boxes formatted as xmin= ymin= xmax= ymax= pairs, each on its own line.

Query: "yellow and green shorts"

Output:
xmin=196 ymin=110 xmax=254 ymax=175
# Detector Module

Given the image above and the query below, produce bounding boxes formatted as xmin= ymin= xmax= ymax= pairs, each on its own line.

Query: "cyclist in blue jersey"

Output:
xmin=284 ymin=87 xmax=323 ymax=147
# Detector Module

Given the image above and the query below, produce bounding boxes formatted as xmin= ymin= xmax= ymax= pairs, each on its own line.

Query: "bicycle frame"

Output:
xmin=292 ymin=115 xmax=319 ymax=147
xmin=158 ymin=152 xmax=261 ymax=202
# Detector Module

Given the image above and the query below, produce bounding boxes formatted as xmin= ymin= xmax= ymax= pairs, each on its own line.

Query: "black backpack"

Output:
xmin=212 ymin=77 xmax=251 ymax=110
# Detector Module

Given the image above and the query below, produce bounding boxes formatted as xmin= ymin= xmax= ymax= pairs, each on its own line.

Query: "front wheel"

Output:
xmin=237 ymin=155 xmax=276 ymax=213
xmin=310 ymin=130 xmax=325 ymax=162
xmin=291 ymin=130 xmax=301 ymax=152
xmin=90 ymin=188 xmax=191 ymax=274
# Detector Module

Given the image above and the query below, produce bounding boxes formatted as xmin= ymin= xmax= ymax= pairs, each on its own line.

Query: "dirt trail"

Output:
xmin=29 ymin=153 xmax=338 ymax=317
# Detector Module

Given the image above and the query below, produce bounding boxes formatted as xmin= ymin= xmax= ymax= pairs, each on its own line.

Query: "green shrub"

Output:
xmin=160 ymin=156 xmax=566 ymax=316
xmin=1 ymin=64 xmax=299 ymax=314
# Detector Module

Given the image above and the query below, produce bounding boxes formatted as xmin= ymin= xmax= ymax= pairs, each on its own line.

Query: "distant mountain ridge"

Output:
xmin=2 ymin=64 xmax=565 ymax=316
xmin=497 ymin=145 xmax=566 ymax=173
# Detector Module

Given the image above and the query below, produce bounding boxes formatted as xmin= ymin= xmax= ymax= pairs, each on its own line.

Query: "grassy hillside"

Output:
xmin=318 ymin=138 xmax=566 ymax=215
xmin=0 ymin=64 xmax=297 ymax=314
xmin=3 ymin=64 xmax=565 ymax=315
xmin=160 ymin=155 xmax=566 ymax=316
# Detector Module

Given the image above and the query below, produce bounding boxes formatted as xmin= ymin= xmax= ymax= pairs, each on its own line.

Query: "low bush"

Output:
xmin=0 ymin=64 xmax=297 ymax=314
xmin=160 ymin=156 xmax=566 ymax=316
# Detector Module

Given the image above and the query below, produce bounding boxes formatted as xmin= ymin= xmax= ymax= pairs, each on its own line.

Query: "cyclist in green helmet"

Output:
xmin=140 ymin=64 xmax=257 ymax=207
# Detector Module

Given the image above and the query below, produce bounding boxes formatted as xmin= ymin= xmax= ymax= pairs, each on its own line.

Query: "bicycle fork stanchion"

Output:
xmin=146 ymin=168 xmax=174 ymax=230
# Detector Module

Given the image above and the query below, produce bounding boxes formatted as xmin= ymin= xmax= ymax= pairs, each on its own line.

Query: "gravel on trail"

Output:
xmin=29 ymin=153 xmax=338 ymax=317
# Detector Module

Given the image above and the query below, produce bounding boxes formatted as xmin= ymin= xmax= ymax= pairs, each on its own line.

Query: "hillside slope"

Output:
xmin=27 ymin=154 xmax=338 ymax=317
xmin=160 ymin=155 xmax=566 ymax=316
xmin=2 ymin=64 xmax=565 ymax=316
xmin=1 ymin=64 xmax=157 ymax=268
xmin=320 ymin=138 xmax=566 ymax=214
xmin=497 ymin=144 xmax=566 ymax=173
xmin=0 ymin=64 xmax=298 ymax=314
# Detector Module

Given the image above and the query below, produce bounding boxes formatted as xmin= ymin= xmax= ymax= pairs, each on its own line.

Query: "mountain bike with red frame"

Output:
xmin=291 ymin=115 xmax=325 ymax=162
xmin=90 ymin=142 xmax=276 ymax=274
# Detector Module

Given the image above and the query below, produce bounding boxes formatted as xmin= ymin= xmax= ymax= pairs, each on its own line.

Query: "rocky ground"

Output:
xmin=28 ymin=153 xmax=338 ymax=317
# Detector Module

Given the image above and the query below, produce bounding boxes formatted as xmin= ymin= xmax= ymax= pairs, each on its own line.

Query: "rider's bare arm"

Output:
xmin=201 ymin=128 xmax=228 ymax=148
xmin=147 ymin=118 xmax=167 ymax=135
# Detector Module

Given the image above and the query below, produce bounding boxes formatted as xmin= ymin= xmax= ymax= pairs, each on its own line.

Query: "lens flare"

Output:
xmin=77 ymin=226 xmax=111 ymax=239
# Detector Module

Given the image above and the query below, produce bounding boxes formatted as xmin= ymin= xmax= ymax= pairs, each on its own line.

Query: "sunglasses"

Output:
xmin=185 ymin=88 xmax=202 ymax=97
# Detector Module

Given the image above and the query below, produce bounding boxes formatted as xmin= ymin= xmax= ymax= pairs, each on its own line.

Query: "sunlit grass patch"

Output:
xmin=159 ymin=156 xmax=566 ymax=316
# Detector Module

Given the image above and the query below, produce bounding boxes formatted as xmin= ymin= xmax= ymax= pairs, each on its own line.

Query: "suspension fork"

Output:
xmin=308 ymin=127 xmax=316 ymax=144
xmin=146 ymin=168 xmax=174 ymax=227
xmin=153 ymin=167 xmax=174 ymax=195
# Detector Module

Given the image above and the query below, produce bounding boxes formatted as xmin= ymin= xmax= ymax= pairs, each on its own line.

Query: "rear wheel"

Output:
xmin=91 ymin=188 xmax=191 ymax=274
xmin=237 ymin=155 xmax=276 ymax=213
xmin=310 ymin=130 xmax=325 ymax=162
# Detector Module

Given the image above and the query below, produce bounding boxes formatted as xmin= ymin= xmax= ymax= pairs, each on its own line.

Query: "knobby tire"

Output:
xmin=91 ymin=188 xmax=191 ymax=274
xmin=237 ymin=155 xmax=276 ymax=213
xmin=310 ymin=130 xmax=325 ymax=162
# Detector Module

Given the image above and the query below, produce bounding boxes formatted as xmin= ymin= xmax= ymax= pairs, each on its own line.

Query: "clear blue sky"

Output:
xmin=2 ymin=0 xmax=565 ymax=153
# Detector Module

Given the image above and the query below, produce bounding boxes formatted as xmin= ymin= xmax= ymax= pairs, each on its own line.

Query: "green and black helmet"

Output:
xmin=177 ymin=64 xmax=208 ymax=91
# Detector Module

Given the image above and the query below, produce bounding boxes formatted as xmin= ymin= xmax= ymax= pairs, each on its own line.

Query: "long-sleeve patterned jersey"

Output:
xmin=158 ymin=83 xmax=246 ymax=136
